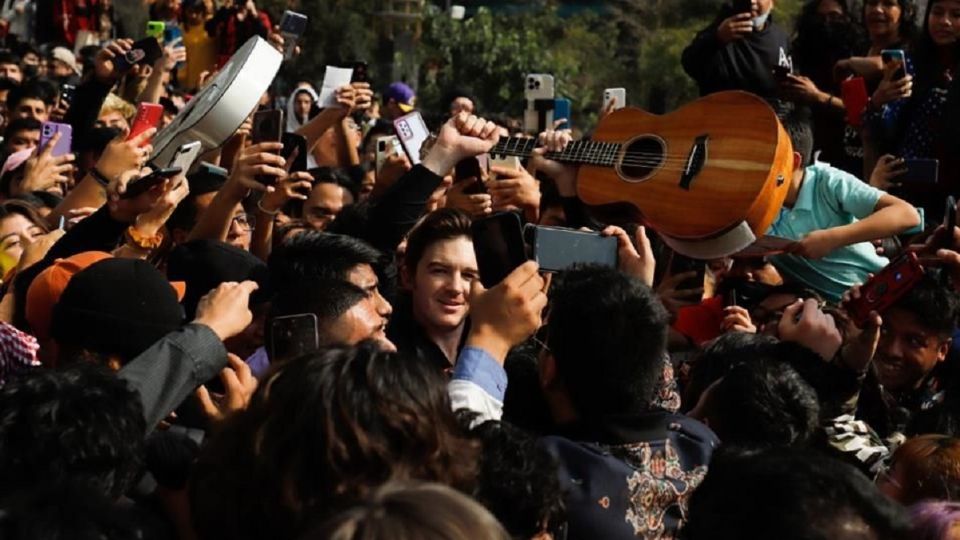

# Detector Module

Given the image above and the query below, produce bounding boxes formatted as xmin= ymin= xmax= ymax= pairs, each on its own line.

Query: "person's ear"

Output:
xmin=937 ymin=338 xmax=952 ymax=363
xmin=793 ymin=151 xmax=803 ymax=171
xmin=400 ymin=263 xmax=413 ymax=290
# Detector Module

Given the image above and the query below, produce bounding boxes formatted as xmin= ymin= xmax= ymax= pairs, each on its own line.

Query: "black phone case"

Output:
xmin=472 ymin=212 xmax=526 ymax=288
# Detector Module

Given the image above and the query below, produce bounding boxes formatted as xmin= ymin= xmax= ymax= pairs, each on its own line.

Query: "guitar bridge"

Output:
xmin=679 ymin=135 xmax=709 ymax=190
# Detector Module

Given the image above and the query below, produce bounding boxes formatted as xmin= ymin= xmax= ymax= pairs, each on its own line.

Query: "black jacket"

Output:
xmin=682 ymin=7 xmax=792 ymax=113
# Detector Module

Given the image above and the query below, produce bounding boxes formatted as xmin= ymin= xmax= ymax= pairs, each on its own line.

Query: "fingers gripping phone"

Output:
xmin=128 ymin=103 xmax=164 ymax=145
xmin=252 ymin=110 xmax=284 ymax=185
xmin=530 ymin=226 xmax=618 ymax=273
xmin=375 ymin=135 xmax=403 ymax=175
xmin=393 ymin=111 xmax=430 ymax=165
xmin=881 ymin=49 xmax=910 ymax=80
xmin=116 ymin=38 xmax=164 ymax=73
xmin=121 ymin=166 xmax=182 ymax=199
xmin=279 ymin=11 xmax=308 ymax=60
xmin=39 ymin=122 xmax=72 ymax=157
xmin=281 ymin=132 xmax=308 ymax=174
xmin=455 ymin=156 xmax=486 ymax=195
xmin=603 ymin=88 xmax=626 ymax=111
xmin=472 ymin=212 xmax=527 ymax=288
xmin=846 ymin=253 xmax=925 ymax=326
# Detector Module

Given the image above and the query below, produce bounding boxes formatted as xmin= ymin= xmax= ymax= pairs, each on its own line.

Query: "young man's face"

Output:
xmin=6 ymin=128 xmax=39 ymax=153
xmin=304 ymin=183 xmax=353 ymax=231
xmin=14 ymin=98 xmax=47 ymax=122
xmin=227 ymin=205 xmax=253 ymax=251
xmin=329 ymin=263 xmax=394 ymax=350
xmin=409 ymin=236 xmax=478 ymax=334
xmin=874 ymin=307 xmax=951 ymax=392
xmin=51 ymin=59 xmax=74 ymax=79
xmin=0 ymin=63 xmax=21 ymax=83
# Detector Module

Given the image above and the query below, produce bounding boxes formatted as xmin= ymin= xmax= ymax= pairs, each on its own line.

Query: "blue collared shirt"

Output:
xmin=768 ymin=162 xmax=890 ymax=302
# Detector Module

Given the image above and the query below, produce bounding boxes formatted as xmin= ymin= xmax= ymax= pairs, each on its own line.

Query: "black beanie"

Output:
xmin=51 ymin=258 xmax=185 ymax=361
xmin=166 ymin=239 xmax=270 ymax=319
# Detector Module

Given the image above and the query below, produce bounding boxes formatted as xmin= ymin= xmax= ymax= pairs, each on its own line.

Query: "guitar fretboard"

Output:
xmin=490 ymin=137 xmax=620 ymax=167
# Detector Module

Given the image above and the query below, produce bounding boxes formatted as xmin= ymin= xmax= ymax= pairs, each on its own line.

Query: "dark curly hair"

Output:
xmin=0 ymin=364 xmax=145 ymax=500
xmin=191 ymin=342 xmax=480 ymax=540
xmin=470 ymin=420 xmax=566 ymax=538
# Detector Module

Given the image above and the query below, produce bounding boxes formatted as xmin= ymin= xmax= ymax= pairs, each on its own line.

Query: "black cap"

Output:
xmin=167 ymin=239 xmax=271 ymax=319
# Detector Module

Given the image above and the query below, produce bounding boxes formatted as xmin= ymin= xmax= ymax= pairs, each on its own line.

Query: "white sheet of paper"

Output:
xmin=318 ymin=66 xmax=353 ymax=108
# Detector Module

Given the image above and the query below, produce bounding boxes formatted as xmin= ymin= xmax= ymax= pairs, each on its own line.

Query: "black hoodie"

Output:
xmin=682 ymin=6 xmax=792 ymax=114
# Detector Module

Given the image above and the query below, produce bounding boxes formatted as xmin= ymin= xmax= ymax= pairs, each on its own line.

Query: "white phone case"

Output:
xmin=524 ymin=74 xmax=555 ymax=102
xmin=393 ymin=112 xmax=430 ymax=165
xmin=603 ymin=88 xmax=626 ymax=111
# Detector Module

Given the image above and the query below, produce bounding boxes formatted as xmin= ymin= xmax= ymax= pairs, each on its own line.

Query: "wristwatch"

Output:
xmin=125 ymin=226 xmax=164 ymax=251
xmin=90 ymin=167 xmax=111 ymax=187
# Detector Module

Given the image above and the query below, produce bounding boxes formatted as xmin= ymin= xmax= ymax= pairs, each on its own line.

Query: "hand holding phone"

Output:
xmin=472 ymin=212 xmax=527 ymax=288
xmin=530 ymin=225 xmax=617 ymax=273
xmin=845 ymin=253 xmax=925 ymax=326
xmin=128 ymin=103 xmax=164 ymax=146
xmin=116 ymin=37 xmax=164 ymax=73
xmin=121 ymin=166 xmax=183 ymax=199
xmin=39 ymin=122 xmax=72 ymax=157
xmin=603 ymin=88 xmax=626 ymax=112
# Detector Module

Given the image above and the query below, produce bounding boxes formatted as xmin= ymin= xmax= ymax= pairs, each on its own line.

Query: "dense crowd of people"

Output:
xmin=0 ymin=0 xmax=958 ymax=539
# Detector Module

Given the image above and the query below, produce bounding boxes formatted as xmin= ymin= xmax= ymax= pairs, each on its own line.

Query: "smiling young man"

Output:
xmin=389 ymin=208 xmax=478 ymax=371
xmin=848 ymin=272 xmax=960 ymax=438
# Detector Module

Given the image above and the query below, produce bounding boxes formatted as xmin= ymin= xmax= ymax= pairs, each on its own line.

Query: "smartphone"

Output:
xmin=252 ymin=109 xmax=284 ymax=145
xmin=39 ymin=122 xmax=72 ymax=157
xmin=901 ymin=158 xmax=939 ymax=184
xmin=666 ymin=249 xmax=707 ymax=292
xmin=847 ymin=253 xmax=925 ymax=326
xmin=146 ymin=21 xmax=165 ymax=41
xmin=121 ymin=166 xmax=182 ymax=199
xmin=375 ymin=135 xmax=402 ymax=173
xmin=472 ymin=212 xmax=527 ymax=288
xmin=489 ymin=155 xmax=521 ymax=181
xmin=553 ymin=98 xmax=571 ymax=131
xmin=116 ymin=37 xmax=164 ymax=73
xmin=393 ymin=111 xmax=430 ymax=165
xmin=945 ymin=195 xmax=957 ymax=231
xmin=841 ymin=77 xmax=869 ymax=127
xmin=351 ymin=61 xmax=369 ymax=84
xmin=279 ymin=10 xmax=308 ymax=60
xmin=524 ymin=74 xmax=555 ymax=101
xmin=772 ymin=64 xmax=791 ymax=81
xmin=60 ymin=84 xmax=76 ymax=107
xmin=733 ymin=0 xmax=754 ymax=13
xmin=270 ymin=313 xmax=319 ymax=362
xmin=281 ymin=132 xmax=308 ymax=174
xmin=530 ymin=226 xmax=617 ymax=273
xmin=881 ymin=49 xmax=910 ymax=81
xmin=127 ymin=102 xmax=164 ymax=144
xmin=603 ymin=88 xmax=626 ymax=111
xmin=455 ymin=156 xmax=486 ymax=195
xmin=167 ymin=140 xmax=202 ymax=172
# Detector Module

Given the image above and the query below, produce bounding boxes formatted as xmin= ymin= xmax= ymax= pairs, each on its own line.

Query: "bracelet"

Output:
xmin=257 ymin=199 xmax=280 ymax=216
xmin=125 ymin=226 xmax=164 ymax=250
xmin=90 ymin=167 xmax=111 ymax=187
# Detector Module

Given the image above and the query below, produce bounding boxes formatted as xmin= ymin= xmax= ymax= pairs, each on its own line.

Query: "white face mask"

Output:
xmin=753 ymin=7 xmax=772 ymax=29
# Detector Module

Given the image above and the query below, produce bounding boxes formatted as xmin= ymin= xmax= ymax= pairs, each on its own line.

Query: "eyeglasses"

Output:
xmin=232 ymin=213 xmax=255 ymax=230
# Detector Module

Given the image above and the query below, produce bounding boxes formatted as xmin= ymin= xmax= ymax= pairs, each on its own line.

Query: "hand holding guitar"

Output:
xmin=530 ymin=128 xmax=577 ymax=196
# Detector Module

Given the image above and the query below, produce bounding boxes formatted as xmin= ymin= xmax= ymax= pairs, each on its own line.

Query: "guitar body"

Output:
xmin=577 ymin=91 xmax=793 ymax=240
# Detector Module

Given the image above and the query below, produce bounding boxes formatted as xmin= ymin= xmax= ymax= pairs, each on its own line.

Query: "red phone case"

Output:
xmin=127 ymin=103 xmax=164 ymax=146
xmin=847 ymin=253 xmax=924 ymax=326
xmin=841 ymin=77 xmax=869 ymax=128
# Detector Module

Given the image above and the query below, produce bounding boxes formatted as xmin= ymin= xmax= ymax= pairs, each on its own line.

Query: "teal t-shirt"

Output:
xmin=767 ymin=163 xmax=889 ymax=302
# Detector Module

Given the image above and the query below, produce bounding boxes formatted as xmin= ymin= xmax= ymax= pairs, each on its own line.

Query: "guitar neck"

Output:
xmin=489 ymin=137 xmax=619 ymax=167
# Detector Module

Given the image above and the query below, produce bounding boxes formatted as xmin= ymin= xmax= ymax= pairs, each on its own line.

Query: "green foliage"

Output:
xmin=258 ymin=0 xmax=811 ymax=127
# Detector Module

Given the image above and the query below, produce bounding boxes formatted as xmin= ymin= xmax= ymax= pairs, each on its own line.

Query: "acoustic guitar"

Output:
xmin=491 ymin=91 xmax=794 ymax=240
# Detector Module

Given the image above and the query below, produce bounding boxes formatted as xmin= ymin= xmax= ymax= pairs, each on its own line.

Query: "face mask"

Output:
xmin=753 ymin=7 xmax=772 ymax=29
xmin=21 ymin=64 xmax=37 ymax=79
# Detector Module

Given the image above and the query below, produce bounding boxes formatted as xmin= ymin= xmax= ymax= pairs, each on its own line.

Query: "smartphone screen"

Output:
xmin=270 ymin=313 xmax=319 ymax=362
xmin=281 ymin=132 xmax=308 ymax=173
xmin=252 ymin=110 xmax=284 ymax=145
xmin=472 ymin=212 xmax=527 ymax=288
xmin=532 ymin=226 xmax=617 ymax=273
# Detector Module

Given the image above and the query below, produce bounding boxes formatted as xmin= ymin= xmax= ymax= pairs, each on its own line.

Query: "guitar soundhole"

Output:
xmin=617 ymin=136 xmax=666 ymax=183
